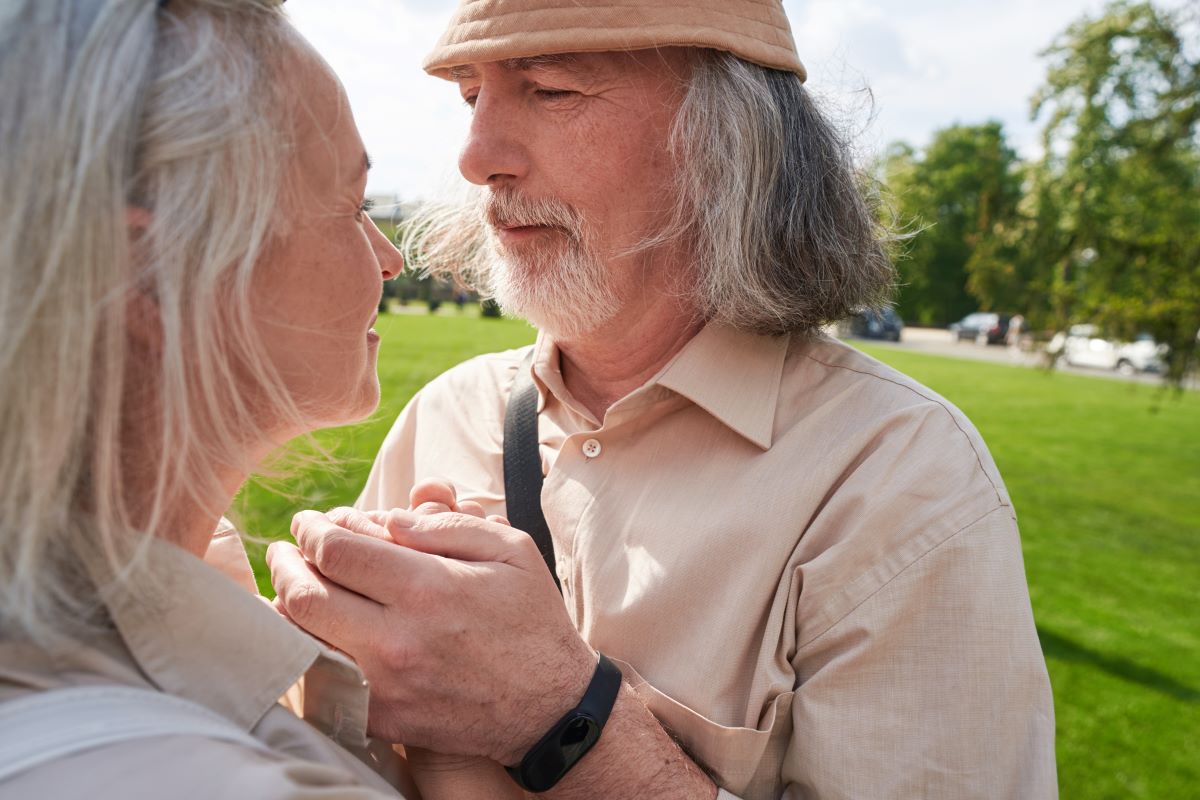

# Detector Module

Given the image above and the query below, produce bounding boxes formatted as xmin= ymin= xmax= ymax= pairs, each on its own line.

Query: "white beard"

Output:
xmin=481 ymin=208 xmax=622 ymax=341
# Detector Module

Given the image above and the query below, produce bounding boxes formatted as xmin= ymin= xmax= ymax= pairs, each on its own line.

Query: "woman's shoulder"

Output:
xmin=0 ymin=729 xmax=405 ymax=799
xmin=0 ymin=646 xmax=408 ymax=800
xmin=0 ymin=684 xmax=407 ymax=800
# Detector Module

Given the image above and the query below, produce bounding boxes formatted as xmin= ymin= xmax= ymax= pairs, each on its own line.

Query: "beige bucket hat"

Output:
xmin=423 ymin=0 xmax=806 ymax=82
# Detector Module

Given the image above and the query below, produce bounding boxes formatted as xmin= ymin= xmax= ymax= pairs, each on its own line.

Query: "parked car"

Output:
xmin=842 ymin=307 xmax=903 ymax=341
xmin=949 ymin=312 xmax=1012 ymax=345
xmin=1046 ymin=325 xmax=1167 ymax=374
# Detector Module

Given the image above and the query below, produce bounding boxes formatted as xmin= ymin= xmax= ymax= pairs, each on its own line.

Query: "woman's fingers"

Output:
xmin=457 ymin=499 xmax=486 ymax=518
xmin=409 ymin=478 xmax=458 ymax=512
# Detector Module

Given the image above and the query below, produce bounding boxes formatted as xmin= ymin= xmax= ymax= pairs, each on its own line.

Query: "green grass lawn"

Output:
xmin=237 ymin=313 xmax=1199 ymax=800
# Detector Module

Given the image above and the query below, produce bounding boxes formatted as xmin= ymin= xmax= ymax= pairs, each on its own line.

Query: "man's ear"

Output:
xmin=125 ymin=206 xmax=161 ymax=349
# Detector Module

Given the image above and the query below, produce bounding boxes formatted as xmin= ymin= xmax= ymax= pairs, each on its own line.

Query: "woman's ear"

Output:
xmin=124 ymin=206 xmax=161 ymax=349
xmin=125 ymin=288 xmax=162 ymax=350
xmin=126 ymin=206 xmax=153 ymax=236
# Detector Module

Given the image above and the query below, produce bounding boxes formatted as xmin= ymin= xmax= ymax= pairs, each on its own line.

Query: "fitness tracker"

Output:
xmin=505 ymin=653 xmax=623 ymax=793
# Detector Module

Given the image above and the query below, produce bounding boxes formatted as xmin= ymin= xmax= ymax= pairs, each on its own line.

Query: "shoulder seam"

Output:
xmin=800 ymin=349 xmax=1006 ymax=507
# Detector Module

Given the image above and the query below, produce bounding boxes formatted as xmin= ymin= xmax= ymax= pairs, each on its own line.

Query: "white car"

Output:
xmin=1047 ymin=325 xmax=1167 ymax=374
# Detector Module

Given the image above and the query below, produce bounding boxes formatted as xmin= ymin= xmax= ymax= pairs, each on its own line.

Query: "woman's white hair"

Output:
xmin=0 ymin=0 xmax=298 ymax=644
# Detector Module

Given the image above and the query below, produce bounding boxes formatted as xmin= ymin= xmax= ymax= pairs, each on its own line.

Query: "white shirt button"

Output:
xmin=582 ymin=438 xmax=602 ymax=458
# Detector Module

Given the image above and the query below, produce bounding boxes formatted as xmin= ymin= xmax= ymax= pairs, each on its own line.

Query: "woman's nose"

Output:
xmin=368 ymin=219 xmax=404 ymax=280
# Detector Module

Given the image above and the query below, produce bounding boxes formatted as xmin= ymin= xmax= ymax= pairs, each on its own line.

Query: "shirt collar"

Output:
xmin=93 ymin=538 xmax=350 ymax=734
xmin=531 ymin=324 xmax=789 ymax=449
xmin=655 ymin=324 xmax=789 ymax=450
xmin=530 ymin=333 xmax=565 ymax=416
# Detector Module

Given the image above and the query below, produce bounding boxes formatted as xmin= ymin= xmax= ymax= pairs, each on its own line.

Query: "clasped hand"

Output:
xmin=266 ymin=480 xmax=596 ymax=766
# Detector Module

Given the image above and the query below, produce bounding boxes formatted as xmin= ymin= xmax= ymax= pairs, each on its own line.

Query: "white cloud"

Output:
xmin=784 ymin=0 xmax=1117 ymax=158
xmin=286 ymin=0 xmax=1137 ymax=198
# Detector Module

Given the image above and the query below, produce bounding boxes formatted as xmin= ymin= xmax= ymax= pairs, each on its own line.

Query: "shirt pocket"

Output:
xmin=612 ymin=657 xmax=794 ymax=799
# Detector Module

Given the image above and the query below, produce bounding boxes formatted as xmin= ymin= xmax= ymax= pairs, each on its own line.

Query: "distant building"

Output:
xmin=365 ymin=194 xmax=420 ymax=227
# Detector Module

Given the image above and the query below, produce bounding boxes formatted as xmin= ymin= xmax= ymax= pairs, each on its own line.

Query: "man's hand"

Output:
xmin=266 ymin=505 xmax=595 ymax=766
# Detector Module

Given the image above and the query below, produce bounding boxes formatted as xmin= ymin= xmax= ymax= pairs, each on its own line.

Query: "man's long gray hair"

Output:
xmin=403 ymin=49 xmax=896 ymax=335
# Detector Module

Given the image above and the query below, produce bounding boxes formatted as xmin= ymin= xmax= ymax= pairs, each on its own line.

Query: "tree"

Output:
xmin=881 ymin=123 xmax=1023 ymax=326
xmin=1029 ymin=0 xmax=1200 ymax=385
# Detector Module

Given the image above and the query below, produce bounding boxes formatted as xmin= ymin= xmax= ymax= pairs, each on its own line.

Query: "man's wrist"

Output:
xmin=542 ymin=681 xmax=718 ymax=800
xmin=497 ymin=639 xmax=597 ymax=766
xmin=506 ymin=653 xmax=624 ymax=792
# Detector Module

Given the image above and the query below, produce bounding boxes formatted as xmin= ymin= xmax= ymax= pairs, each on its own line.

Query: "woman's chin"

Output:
xmin=340 ymin=380 xmax=382 ymax=424
xmin=302 ymin=378 xmax=381 ymax=431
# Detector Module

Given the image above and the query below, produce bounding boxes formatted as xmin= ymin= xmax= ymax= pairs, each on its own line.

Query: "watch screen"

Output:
xmin=559 ymin=715 xmax=601 ymax=758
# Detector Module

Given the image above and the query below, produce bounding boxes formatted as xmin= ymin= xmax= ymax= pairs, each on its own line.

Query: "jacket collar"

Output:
xmin=94 ymin=538 xmax=356 ymax=735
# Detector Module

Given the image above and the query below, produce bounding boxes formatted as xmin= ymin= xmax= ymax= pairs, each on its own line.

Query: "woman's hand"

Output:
xmin=404 ymin=748 xmax=525 ymax=800
xmin=407 ymin=477 xmax=509 ymax=526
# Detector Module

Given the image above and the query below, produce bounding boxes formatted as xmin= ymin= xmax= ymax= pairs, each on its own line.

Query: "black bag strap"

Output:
xmin=504 ymin=351 xmax=561 ymax=593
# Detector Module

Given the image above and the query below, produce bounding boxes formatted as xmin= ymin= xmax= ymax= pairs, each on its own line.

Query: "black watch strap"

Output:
xmin=506 ymin=653 xmax=623 ymax=793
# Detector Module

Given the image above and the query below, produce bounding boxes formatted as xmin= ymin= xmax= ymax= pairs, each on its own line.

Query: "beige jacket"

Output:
xmin=0 ymin=538 xmax=414 ymax=800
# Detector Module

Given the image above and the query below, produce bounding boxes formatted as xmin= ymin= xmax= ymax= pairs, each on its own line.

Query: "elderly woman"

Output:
xmin=0 ymin=1 xmax=513 ymax=797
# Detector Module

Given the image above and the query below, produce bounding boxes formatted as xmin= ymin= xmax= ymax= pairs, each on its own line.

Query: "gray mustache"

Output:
xmin=483 ymin=191 xmax=584 ymax=239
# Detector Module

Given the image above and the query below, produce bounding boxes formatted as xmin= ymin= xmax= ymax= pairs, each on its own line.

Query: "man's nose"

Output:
xmin=458 ymin=88 xmax=529 ymax=187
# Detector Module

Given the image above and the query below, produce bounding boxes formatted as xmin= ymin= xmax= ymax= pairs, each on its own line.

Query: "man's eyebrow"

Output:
xmin=360 ymin=151 xmax=373 ymax=179
xmin=448 ymin=55 xmax=594 ymax=82
xmin=503 ymin=54 xmax=591 ymax=76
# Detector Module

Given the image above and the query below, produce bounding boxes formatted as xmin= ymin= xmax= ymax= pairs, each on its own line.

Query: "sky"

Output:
xmin=286 ymin=0 xmax=1122 ymax=201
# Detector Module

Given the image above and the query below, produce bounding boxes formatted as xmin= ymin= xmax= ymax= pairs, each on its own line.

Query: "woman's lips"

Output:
xmin=367 ymin=314 xmax=380 ymax=344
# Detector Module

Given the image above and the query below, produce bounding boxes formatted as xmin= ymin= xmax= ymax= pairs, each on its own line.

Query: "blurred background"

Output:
xmin=239 ymin=2 xmax=1199 ymax=797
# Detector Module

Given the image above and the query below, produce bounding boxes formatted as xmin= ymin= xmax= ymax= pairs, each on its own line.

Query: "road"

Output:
xmin=849 ymin=327 xmax=1196 ymax=390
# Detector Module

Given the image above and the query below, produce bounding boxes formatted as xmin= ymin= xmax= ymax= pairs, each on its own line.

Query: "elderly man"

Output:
xmin=267 ymin=1 xmax=1057 ymax=798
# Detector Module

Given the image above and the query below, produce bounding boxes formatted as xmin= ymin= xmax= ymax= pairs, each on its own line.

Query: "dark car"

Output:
xmin=844 ymin=307 xmax=903 ymax=342
xmin=949 ymin=312 xmax=1011 ymax=345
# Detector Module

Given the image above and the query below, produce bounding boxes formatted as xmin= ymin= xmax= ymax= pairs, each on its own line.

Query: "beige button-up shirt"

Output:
xmin=0 ymin=538 xmax=413 ymax=799
xmin=359 ymin=324 xmax=1058 ymax=799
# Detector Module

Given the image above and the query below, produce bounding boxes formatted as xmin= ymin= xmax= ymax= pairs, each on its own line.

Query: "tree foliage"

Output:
xmin=1028 ymin=0 xmax=1200 ymax=385
xmin=883 ymin=1 xmax=1199 ymax=386
xmin=882 ymin=123 xmax=1023 ymax=326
